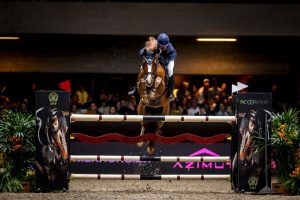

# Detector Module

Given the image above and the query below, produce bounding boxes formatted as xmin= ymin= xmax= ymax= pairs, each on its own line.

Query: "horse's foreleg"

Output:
xmin=139 ymin=79 xmax=148 ymax=104
xmin=149 ymin=77 xmax=162 ymax=99
xmin=137 ymin=103 xmax=145 ymax=147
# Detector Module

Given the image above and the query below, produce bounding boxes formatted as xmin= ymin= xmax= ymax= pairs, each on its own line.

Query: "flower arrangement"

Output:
xmin=0 ymin=109 xmax=35 ymax=192
xmin=271 ymin=108 xmax=300 ymax=195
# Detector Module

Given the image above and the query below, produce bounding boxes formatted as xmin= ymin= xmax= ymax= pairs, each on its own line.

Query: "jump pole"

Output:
xmin=71 ymin=174 xmax=231 ymax=180
xmin=70 ymin=155 xmax=231 ymax=163
xmin=71 ymin=114 xmax=236 ymax=123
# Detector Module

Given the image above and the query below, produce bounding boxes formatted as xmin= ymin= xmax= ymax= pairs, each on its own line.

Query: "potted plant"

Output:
xmin=0 ymin=109 xmax=35 ymax=192
xmin=271 ymin=108 xmax=300 ymax=195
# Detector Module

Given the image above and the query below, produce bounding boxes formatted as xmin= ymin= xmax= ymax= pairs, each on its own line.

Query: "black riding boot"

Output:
xmin=168 ymin=75 xmax=175 ymax=101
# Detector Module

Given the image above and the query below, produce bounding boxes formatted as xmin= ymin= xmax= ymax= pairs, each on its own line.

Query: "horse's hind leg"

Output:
xmin=137 ymin=125 xmax=145 ymax=147
xmin=147 ymin=104 xmax=169 ymax=155
xmin=147 ymin=140 xmax=155 ymax=155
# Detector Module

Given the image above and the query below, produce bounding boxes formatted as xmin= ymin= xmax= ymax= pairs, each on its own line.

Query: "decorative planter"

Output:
xmin=21 ymin=181 xmax=30 ymax=193
xmin=272 ymin=182 xmax=295 ymax=195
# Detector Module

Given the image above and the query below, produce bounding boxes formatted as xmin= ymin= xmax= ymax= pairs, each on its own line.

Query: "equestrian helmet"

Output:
xmin=157 ymin=33 xmax=169 ymax=46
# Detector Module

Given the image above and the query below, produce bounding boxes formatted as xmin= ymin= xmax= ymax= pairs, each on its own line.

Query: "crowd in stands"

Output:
xmin=0 ymin=77 xmax=296 ymax=116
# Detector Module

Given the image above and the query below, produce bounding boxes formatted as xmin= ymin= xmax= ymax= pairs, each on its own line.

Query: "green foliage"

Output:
xmin=271 ymin=108 xmax=300 ymax=195
xmin=0 ymin=109 xmax=36 ymax=192
xmin=0 ymin=162 xmax=23 ymax=192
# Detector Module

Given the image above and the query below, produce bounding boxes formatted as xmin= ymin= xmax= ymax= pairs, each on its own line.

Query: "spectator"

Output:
xmin=75 ymin=85 xmax=89 ymax=105
xmin=216 ymin=103 xmax=229 ymax=116
xmin=170 ymin=101 xmax=181 ymax=115
xmin=109 ymin=106 xmax=118 ymax=115
xmin=208 ymin=78 xmax=222 ymax=106
xmin=98 ymin=100 xmax=110 ymax=114
xmin=71 ymin=103 xmax=81 ymax=114
xmin=196 ymin=78 xmax=210 ymax=105
xmin=87 ymin=102 xmax=99 ymax=114
xmin=187 ymin=99 xmax=200 ymax=116
xmin=198 ymin=106 xmax=207 ymax=116
xmin=20 ymin=102 xmax=29 ymax=113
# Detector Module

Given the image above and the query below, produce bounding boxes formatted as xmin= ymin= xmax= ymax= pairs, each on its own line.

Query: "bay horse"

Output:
xmin=136 ymin=54 xmax=170 ymax=155
xmin=35 ymin=107 xmax=68 ymax=188
xmin=238 ymin=109 xmax=269 ymax=191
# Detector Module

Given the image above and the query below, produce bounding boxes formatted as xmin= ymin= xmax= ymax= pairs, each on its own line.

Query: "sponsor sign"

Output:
xmin=35 ymin=91 xmax=70 ymax=191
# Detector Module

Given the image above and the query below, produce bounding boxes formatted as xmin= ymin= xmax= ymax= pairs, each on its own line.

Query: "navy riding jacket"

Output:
xmin=139 ymin=43 xmax=177 ymax=66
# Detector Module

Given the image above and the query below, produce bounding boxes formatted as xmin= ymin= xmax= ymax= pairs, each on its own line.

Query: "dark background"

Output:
xmin=0 ymin=1 xmax=299 ymax=106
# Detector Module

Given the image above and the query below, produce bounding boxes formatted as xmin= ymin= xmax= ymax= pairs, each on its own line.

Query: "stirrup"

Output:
xmin=128 ymin=88 xmax=136 ymax=96
xmin=169 ymin=94 xmax=175 ymax=102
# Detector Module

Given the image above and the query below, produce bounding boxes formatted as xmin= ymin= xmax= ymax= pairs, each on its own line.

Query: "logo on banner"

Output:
xmin=49 ymin=92 xmax=58 ymax=105
xmin=172 ymin=148 xmax=231 ymax=169
xmin=248 ymin=176 xmax=258 ymax=190
xmin=239 ymin=99 xmax=268 ymax=105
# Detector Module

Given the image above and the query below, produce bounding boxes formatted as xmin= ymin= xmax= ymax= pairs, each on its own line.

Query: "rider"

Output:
xmin=128 ymin=33 xmax=177 ymax=101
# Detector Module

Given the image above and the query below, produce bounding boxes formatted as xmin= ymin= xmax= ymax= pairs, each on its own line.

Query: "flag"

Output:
xmin=58 ymin=80 xmax=71 ymax=93
xmin=237 ymin=82 xmax=248 ymax=91
xmin=232 ymin=84 xmax=238 ymax=94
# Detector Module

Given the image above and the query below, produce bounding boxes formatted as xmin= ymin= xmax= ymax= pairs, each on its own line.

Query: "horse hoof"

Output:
xmin=147 ymin=146 xmax=155 ymax=155
xmin=137 ymin=142 xmax=144 ymax=147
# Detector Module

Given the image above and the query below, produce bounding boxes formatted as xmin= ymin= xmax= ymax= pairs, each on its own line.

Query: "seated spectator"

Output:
xmin=109 ymin=106 xmax=119 ymax=115
xmin=71 ymin=94 xmax=81 ymax=107
xmin=170 ymin=101 xmax=181 ymax=115
xmin=187 ymin=99 xmax=200 ymax=116
xmin=71 ymin=103 xmax=81 ymax=114
xmin=20 ymin=102 xmax=29 ymax=113
xmin=216 ymin=103 xmax=229 ymax=116
xmin=98 ymin=100 xmax=110 ymax=114
xmin=87 ymin=102 xmax=100 ymax=114
xmin=198 ymin=106 xmax=207 ymax=116
xmin=75 ymin=85 xmax=89 ymax=105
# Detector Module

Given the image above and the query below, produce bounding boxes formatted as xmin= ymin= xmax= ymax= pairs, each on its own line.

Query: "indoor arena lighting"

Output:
xmin=196 ymin=38 xmax=237 ymax=42
xmin=0 ymin=36 xmax=20 ymax=40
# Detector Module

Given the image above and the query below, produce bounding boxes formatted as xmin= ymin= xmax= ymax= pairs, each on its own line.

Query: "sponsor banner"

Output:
xmin=35 ymin=91 xmax=70 ymax=191
xmin=237 ymin=93 xmax=272 ymax=192
xmin=70 ymin=142 xmax=231 ymax=174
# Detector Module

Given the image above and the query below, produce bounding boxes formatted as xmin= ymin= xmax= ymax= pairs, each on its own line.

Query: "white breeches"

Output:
xmin=166 ymin=60 xmax=175 ymax=77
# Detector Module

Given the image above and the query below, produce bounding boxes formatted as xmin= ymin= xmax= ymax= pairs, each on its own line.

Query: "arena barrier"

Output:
xmin=71 ymin=174 xmax=231 ymax=180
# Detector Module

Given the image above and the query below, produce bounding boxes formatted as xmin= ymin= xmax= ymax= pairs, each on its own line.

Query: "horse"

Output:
xmin=34 ymin=107 xmax=68 ymax=190
xmin=239 ymin=110 xmax=262 ymax=168
xmin=237 ymin=109 xmax=269 ymax=191
xmin=136 ymin=54 xmax=170 ymax=155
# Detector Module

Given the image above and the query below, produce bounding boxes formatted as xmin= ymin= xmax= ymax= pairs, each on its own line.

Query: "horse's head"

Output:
xmin=49 ymin=108 xmax=68 ymax=162
xmin=142 ymin=54 xmax=160 ymax=87
xmin=239 ymin=110 xmax=258 ymax=166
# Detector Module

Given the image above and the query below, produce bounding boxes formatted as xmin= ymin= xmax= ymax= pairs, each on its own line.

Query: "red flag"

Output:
xmin=58 ymin=80 xmax=71 ymax=93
